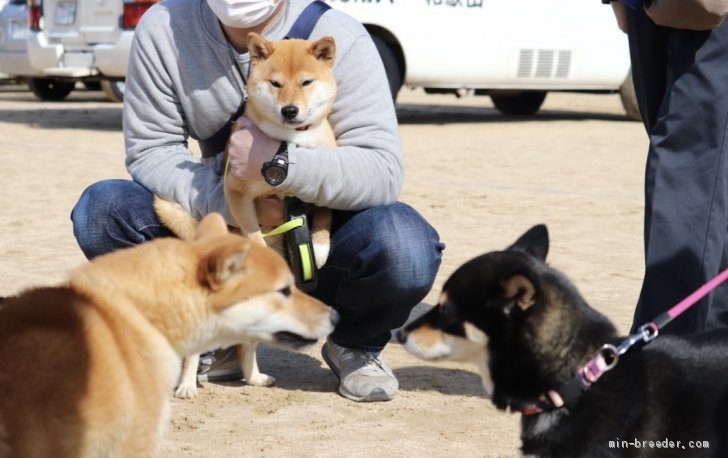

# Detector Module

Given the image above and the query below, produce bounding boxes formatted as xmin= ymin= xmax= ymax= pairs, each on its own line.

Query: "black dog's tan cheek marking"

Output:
xmin=438 ymin=291 xmax=449 ymax=306
xmin=463 ymin=323 xmax=488 ymax=346
xmin=408 ymin=324 xmax=446 ymax=349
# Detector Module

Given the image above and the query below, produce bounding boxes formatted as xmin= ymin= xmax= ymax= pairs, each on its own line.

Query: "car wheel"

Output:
xmin=101 ymin=79 xmax=125 ymax=103
xmin=619 ymin=70 xmax=641 ymax=122
xmin=27 ymin=78 xmax=75 ymax=101
xmin=371 ymin=35 xmax=402 ymax=101
xmin=490 ymin=91 xmax=547 ymax=116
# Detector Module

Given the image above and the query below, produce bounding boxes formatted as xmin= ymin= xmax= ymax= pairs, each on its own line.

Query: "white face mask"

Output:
xmin=206 ymin=0 xmax=280 ymax=28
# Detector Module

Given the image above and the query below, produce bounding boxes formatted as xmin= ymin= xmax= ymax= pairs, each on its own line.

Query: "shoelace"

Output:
xmin=348 ymin=351 xmax=388 ymax=375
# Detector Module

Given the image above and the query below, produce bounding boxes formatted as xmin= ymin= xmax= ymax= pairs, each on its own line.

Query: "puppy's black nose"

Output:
xmin=281 ymin=105 xmax=299 ymax=120
xmin=395 ymin=329 xmax=407 ymax=344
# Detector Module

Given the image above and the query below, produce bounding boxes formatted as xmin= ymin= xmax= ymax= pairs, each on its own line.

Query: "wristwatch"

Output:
xmin=261 ymin=141 xmax=289 ymax=186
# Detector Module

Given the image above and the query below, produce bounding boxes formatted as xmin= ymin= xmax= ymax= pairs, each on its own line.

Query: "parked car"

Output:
xmin=0 ymin=0 xmax=40 ymax=79
xmin=1 ymin=0 xmax=100 ymax=99
xmin=0 ymin=0 xmax=157 ymax=101
xmin=326 ymin=0 xmax=640 ymax=120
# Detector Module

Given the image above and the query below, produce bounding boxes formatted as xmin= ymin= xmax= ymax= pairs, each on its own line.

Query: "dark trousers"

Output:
xmin=71 ymin=179 xmax=444 ymax=349
xmin=627 ymin=8 xmax=728 ymax=334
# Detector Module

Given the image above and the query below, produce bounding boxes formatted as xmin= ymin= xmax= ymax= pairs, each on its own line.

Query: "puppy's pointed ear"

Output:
xmin=200 ymin=243 xmax=251 ymax=290
xmin=195 ymin=213 xmax=229 ymax=241
xmin=310 ymin=36 xmax=336 ymax=67
xmin=500 ymin=274 xmax=536 ymax=311
xmin=248 ymin=32 xmax=274 ymax=63
xmin=507 ymin=224 xmax=549 ymax=261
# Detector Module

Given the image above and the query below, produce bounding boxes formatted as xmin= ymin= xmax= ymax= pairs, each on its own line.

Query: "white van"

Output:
xmin=327 ymin=0 xmax=638 ymax=119
xmin=24 ymin=0 xmax=158 ymax=101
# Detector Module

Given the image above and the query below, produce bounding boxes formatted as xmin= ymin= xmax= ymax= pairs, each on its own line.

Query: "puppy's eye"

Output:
xmin=278 ymin=286 xmax=292 ymax=297
xmin=302 ymin=80 xmax=313 ymax=87
xmin=269 ymin=80 xmax=282 ymax=88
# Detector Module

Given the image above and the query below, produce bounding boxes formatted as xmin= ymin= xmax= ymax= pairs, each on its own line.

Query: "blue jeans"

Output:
xmin=71 ymin=179 xmax=444 ymax=349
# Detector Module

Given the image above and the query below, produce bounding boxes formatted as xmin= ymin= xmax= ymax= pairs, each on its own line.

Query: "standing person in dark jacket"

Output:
xmin=609 ymin=0 xmax=728 ymax=334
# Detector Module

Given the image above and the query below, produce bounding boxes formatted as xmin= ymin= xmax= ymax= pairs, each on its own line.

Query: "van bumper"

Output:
xmin=95 ymin=32 xmax=134 ymax=78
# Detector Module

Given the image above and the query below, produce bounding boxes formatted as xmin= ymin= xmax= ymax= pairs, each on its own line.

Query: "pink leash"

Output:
xmin=665 ymin=268 xmax=728 ymax=320
xmin=580 ymin=268 xmax=728 ymax=387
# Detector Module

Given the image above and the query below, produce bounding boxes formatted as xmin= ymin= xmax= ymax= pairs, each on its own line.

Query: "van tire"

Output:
xmin=27 ymin=78 xmax=75 ymax=101
xmin=371 ymin=35 xmax=402 ymax=101
xmin=490 ymin=91 xmax=547 ymax=116
xmin=101 ymin=79 xmax=125 ymax=103
xmin=619 ymin=71 xmax=641 ymax=122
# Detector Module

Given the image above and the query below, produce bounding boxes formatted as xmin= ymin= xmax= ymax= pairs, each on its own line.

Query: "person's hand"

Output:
xmin=227 ymin=117 xmax=280 ymax=181
xmin=612 ymin=1 xmax=628 ymax=33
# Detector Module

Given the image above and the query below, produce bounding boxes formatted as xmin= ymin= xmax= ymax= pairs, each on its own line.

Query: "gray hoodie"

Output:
xmin=123 ymin=0 xmax=402 ymax=225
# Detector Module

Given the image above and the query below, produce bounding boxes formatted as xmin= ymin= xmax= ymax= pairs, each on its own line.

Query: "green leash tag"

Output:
xmin=262 ymin=197 xmax=318 ymax=291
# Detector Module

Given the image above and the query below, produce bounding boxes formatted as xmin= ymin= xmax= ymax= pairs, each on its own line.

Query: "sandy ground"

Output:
xmin=0 ymin=83 xmax=648 ymax=457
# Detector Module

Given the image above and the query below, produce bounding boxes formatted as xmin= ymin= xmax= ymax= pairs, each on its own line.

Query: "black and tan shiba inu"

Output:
xmin=398 ymin=225 xmax=728 ymax=457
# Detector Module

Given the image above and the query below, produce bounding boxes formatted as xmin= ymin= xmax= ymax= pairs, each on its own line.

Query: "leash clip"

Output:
xmin=637 ymin=322 xmax=659 ymax=343
xmin=614 ymin=321 xmax=658 ymax=357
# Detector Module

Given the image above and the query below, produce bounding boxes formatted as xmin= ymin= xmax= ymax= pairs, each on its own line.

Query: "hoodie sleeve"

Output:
xmin=122 ymin=10 xmax=233 ymax=224
xmin=278 ymin=19 xmax=404 ymax=210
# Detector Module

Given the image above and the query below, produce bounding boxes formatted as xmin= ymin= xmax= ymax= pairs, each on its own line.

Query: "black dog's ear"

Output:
xmin=500 ymin=274 xmax=537 ymax=311
xmin=507 ymin=224 xmax=549 ymax=261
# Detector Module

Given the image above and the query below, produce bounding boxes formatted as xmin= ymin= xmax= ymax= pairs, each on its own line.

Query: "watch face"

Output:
xmin=265 ymin=166 xmax=287 ymax=185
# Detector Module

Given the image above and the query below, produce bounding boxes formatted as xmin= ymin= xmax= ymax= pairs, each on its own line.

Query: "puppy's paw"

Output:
xmin=247 ymin=372 xmax=276 ymax=387
xmin=174 ymin=381 xmax=199 ymax=399
xmin=313 ymin=243 xmax=330 ymax=269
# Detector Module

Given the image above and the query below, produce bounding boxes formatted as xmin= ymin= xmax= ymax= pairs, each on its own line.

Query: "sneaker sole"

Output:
xmin=321 ymin=345 xmax=393 ymax=403
xmin=197 ymin=369 xmax=243 ymax=383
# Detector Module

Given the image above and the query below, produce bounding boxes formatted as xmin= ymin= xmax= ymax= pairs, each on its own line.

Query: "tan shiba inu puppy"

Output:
xmin=154 ymin=33 xmax=337 ymax=398
xmin=0 ymin=213 xmax=336 ymax=458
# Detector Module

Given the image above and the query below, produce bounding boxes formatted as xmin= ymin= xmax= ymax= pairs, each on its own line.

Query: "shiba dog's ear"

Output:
xmin=500 ymin=274 xmax=536 ymax=311
xmin=507 ymin=224 xmax=549 ymax=261
xmin=195 ymin=213 xmax=230 ymax=241
xmin=310 ymin=36 xmax=336 ymax=67
xmin=199 ymin=241 xmax=252 ymax=290
xmin=248 ymin=32 xmax=274 ymax=63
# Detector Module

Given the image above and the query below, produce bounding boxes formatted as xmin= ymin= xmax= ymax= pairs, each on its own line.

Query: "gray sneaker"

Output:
xmin=197 ymin=347 xmax=243 ymax=382
xmin=321 ymin=339 xmax=398 ymax=402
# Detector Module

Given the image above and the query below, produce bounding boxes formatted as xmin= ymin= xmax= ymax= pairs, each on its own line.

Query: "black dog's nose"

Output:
xmin=395 ymin=328 xmax=407 ymax=344
xmin=281 ymin=105 xmax=299 ymax=120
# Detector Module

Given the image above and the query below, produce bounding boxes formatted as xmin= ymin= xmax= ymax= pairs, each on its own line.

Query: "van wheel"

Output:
xmin=83 ymin=81 xmax=102 ymax=91
xmin=490 ymin=91 xmax=547 ymax=116
xmin=619 ymin=71 xmax=641 ymax=122
xmin=27 ymin=78 xmax=75 ymax=101
xmin=371 ymin=35 xmax=402 ymax=101
xmin=101 ymin=79 xmax=125 ymax=103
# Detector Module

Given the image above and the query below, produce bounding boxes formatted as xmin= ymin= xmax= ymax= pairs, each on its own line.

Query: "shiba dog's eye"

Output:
xmin=278 ymin=286 xmax=292 ymax=297
xmin=302 ymin=80 xmax=313 ymax=87
xmin=269 ymin=80 xmax=282 ymax=88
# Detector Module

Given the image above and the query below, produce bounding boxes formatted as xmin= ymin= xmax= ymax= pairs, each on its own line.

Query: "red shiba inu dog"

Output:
xmin=155 ymin=33 xmax=337 ymax=398
xmin=0 ymin=213 xmax=336 ymax=457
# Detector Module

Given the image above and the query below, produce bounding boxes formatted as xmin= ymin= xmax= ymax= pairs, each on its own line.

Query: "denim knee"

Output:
xmin=71 ymin=179 xmax=172 ymax=259
xmin=350 ymin=202 xmax=444 ymax=301
xmin=322 ymin=202 xmax=444 ymax=348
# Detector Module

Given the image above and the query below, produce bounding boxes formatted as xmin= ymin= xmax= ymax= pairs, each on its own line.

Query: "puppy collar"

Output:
xmin=520 ymin=336 xmax=643 ymax=417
